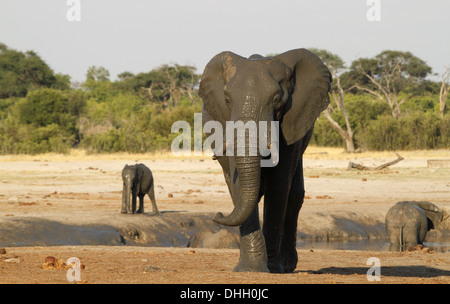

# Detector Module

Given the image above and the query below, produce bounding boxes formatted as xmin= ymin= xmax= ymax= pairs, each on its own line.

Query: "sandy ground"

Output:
xmin=0 ymin=147 xmax=449 ymax=284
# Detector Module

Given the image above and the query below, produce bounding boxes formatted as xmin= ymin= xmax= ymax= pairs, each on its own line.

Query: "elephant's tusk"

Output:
xmin=212 ymin=142 xmax=227 ymax=160
xmin=269 ymin=143 xmax=279 ymax=165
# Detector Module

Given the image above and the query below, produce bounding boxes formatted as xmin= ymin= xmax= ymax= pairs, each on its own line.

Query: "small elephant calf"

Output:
xmin=121 ymin=163 xmax=159 ymax=215
xmin=385 ymin=201 xmax=442 ymax=251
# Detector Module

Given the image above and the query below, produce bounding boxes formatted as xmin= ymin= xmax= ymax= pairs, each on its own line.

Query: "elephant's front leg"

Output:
xmin=121 ymin=185 xmax=128 ymax=214
xmin=262 ymin=144 xmax=301 ymax=273
xmin=234 ymin=203 xmax=269 ymax=273
xmin=280 ymin=163 xmax=304 ymax=273
xmin=131 ymin=190 xmax=137 ymax=214
xmin=263 ymin=190 xmax=290 ymax=273
xmin=218 ymin=156 xmax=268 ymax=273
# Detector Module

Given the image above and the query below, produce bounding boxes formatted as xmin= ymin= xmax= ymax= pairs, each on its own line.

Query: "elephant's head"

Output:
xmin=199 ymin=49 xmax=332 ymax=226
xmin=411 ymin=201 xmax=444 ymax=230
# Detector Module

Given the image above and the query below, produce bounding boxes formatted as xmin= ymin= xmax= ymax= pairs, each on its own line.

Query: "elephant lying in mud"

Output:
xmin=121 ymin=164 xmax=159 ymax=215
xmin=385 ymin=201 xmax=443 ymax=251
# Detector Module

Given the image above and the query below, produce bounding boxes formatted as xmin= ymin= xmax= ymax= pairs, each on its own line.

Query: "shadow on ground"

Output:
xmin=307 ymin=266 xmax=450 ymax=278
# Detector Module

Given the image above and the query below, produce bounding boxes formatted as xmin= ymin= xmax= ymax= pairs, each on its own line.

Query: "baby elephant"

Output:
xmin=385 ymin=201 xmax=442 ymax=251
xmin=121 ymin=163 xmax=159 ymax=215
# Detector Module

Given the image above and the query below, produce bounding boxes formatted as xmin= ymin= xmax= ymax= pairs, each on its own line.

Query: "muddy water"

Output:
xmin=1 ymin=213 xmax=449 ymax=252
xmin=298 ymin=239 xmax=450 ymax=253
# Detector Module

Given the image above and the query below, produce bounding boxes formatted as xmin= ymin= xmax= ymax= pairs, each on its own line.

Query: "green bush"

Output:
xmin=358 ymin=112 xmax=449 ymax=151
xmin=0 ymin=89 xmax=84 ymax=154
xmin=78 ymin=95 xmax=201 ymax=153
xmin=310 ymin=115 xmax=344 ymax=147
xmin=361 ymin=115 xmax=401 ymax=150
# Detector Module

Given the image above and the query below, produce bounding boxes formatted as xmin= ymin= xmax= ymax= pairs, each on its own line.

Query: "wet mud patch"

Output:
xmin=0 ymin=213 xmax=239 ymax=249
xmin=299 ymin=214 xmax=387 ymax=242
xmin=0 ymin=218 xmax=123 ymax=246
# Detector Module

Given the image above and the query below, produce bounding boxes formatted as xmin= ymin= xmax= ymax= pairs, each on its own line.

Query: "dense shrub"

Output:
xmin=78 ymin=96 xmax=201 ymax=153
xmin=358 ymin=112 xmax=449 ymax=151
xmin=0 ymin=88 xmax=83 ymax=154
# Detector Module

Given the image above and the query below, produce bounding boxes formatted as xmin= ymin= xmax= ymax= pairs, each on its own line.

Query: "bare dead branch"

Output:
xmin=347 ymin=153 xmax=404 ymax=170
xmin=348 ymin=84 xmax=384 ymax=100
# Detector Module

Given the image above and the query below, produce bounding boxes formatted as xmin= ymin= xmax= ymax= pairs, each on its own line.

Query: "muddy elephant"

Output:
xmin=199 ymin=49 xmax=331 ymax=273
xmin=121 ymin=163 xmax=159 ymax=215
xmin=385 ymin=201 xmax=443 ymax=251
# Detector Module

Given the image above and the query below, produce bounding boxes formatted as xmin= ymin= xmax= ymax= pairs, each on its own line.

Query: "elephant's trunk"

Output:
xmin=122 ymin=182 xmax=132 ymax=213
xmin=214 ymin=154 xmax=261 ymax=226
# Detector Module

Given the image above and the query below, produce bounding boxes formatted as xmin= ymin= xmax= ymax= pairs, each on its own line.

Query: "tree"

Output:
xmin=349 ymin=51 xmax=432 ymax=118
xmin=117 ymin=71 xmax=134 ymax=81
xmin=52 ymin=73 xmax=72 ymax=90
xmin=310 ymin=48 xmax=355 ymax=152
xmin=0 ymin=43 xmax=57 ymax=98
xmin=86 ymin=66 xmax=110 ymax=82
xmin=114 ymin=64 xmax=200 ymax=109
xmin=440 ymin=67 xmax=449 ymax=118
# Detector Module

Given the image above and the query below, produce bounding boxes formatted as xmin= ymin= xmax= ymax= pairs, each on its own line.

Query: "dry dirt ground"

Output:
xmin=0 ymin=147 xmax=449 ymax=285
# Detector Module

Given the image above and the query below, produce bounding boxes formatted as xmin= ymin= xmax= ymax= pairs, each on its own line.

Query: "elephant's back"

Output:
xmin=385 ymin=201 xmax=425 ymax=228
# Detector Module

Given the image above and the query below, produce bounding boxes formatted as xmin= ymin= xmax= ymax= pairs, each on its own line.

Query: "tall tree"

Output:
xmin=0 ymin=43 xmax=59 ymax=98
xmin=114 ymin=64 xmax=199 ymax=109
xmin=310 ymin=48 xmax=355 ymax=152
xmin=440 ymin=67 xmax=449 ymax=118
xmin=86 ymin=66 xmax=110 ymax=82
xmin=349 ymin=51 xmax=432 ymax=118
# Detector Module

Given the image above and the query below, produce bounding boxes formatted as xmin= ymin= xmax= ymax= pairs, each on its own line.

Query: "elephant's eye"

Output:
xmin=224 ymin=94 xmax=231 ymax=105
xmin=272 ymin=92 xmax=281 ymax=106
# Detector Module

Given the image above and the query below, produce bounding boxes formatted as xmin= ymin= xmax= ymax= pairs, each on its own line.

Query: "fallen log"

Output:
xmin=348 ymin=153 xmax=404 ymax=170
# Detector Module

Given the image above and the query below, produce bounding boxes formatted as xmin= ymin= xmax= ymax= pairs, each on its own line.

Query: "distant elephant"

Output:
xmin=385 ymin=201 xmax=443 ymax=251
xmin=199 ymin=49 xmax=331 ymax=273
xmin=121 ymin=163 xmax=159 ymax=215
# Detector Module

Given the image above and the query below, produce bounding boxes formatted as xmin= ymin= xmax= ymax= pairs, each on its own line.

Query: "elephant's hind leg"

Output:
xmin=147 ymin=181 xmax=159 ymax=215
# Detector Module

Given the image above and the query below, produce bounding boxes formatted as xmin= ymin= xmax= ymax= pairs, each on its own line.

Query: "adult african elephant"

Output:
xmin=199 ymin=49 xmax=332 ymax=273
xmin=121 ymin=163 xmax=159 ymax=215
xmin=385 ymin=201 xmax=443 ymax=251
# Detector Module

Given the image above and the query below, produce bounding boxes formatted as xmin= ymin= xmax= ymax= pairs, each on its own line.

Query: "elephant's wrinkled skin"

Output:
xmin=121 ymin=163 xmax=159 ymax=215
xmin=385 ymin=201 xmax=443 ymax=251
xmin=199 ymin=49 xmax=332 ymax=273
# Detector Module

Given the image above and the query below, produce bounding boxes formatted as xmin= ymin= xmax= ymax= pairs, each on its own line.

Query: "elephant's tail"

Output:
xmin=399 ymin=226 xmax=404 ymax=251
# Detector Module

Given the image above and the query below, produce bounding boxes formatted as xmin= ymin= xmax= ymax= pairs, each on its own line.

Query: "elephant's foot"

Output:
xmin=267 ymin=244 xmax=298 ymax=273
xmin=280 ymin=246 xmax=298 ymax=273
xmin=233 ymin=230 xmax=269 ymax=273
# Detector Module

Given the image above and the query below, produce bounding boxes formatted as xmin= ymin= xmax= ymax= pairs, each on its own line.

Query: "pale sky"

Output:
xmin=1 ymin=0 xmax=449 ymax=82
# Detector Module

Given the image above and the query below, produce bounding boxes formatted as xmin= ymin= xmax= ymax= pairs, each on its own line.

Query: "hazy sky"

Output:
xmin=1 ymin=0 xmax=449 ymax=82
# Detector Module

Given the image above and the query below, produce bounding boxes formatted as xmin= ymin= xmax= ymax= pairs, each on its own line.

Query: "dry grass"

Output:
xmin=0 ymin=146 xmax=449 ymax=162
xmin=0 ymin=149 xmax=199 ymax=162
xmin=303 ymin=146 xmax=450 ymax=160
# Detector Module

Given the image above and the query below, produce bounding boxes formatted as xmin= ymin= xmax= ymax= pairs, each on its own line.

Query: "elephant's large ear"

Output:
xmin=273 ymin=49 xmax=332 ymax=145
xmin=199 ymin=51 xmax=245 ymax=127
xmin=413 ymin=201 xmax=443 ymax=229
